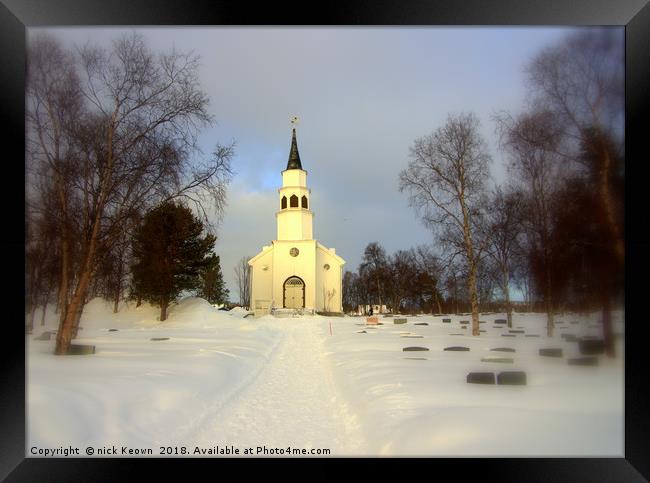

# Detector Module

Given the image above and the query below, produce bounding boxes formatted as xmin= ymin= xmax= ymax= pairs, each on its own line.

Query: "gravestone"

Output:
xmin=414 ymin=322 xmax=429 ymax=326
xmin=561 ymin=334 xmax=578 ymax=342
xmin=501 ymin=334 xmax=516 ymax=337
xmin=150 ymin=337 xmax=170 ymax=341
xmin=33 ymin=332 xmax=51 ymax=341
xmin=444 ymin=346 xmax=470 ymax=351
xmin=401 ymin=335 xmax=423 ymax=338
xmin=356 ymin=330 xmax=367 ymax=333
xmin=404 ymin=357 xmax=427 ymax=360
xmin=497 ymin=371 xmax=527 ymax=385
xmin=108 ymin=328 xmax=119 ymax=332
xmin=479 ymin=320 xmax=486 ymax=324
xmin=467 ymin=372 xmax=495 ymax=384
xmin=394 ymin=318 xmax=407 ymax=324
xmin=442 ymin=318 xmax=452 ymax=323
xmin=509 ymin=330 xmax=525 ymax=334
xmin=479 ymin=330 xmax=486 ymax=333
xmin=403 ymin=346 xmax=429 ymax=352
xmin=578 ymin=339 xmax=605 ymax=355
xmin=67 ymin=344 xmax=95 ymax=355
xmin=539 ymin=348 xmax=563 ymax=357
xmin=366 ymin=316 xmax=379 ymax=325
xmin=481 ymin=357 xmax=514 ymax=363
xmin=525 ymin=334 xmax=540 ymax=338
xmin=491 ymin=347 xmax=515 ymax=352
xmin=568 ymin=357 xmax=599 ymax=366
xmin=459 ymin=320 xmax=469 ymax=325
xmin=494 ymin=319 xmax=507 ymax=325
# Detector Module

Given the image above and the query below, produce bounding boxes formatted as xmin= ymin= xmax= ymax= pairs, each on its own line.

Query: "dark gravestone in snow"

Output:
xmin=497 ymin=371 xmax=527 ymax=385
xmin=67 ymin=344 xmax=95 ymax=355
xmin=509 ymin=330 xmax=525 ymax=334
xmin=467 ymin=372 xmax=495 ymax=384
xmin=444 ymin=346 xmax=470 ymax=351
xmin=568 ymin=357 xmax=599 ymax=366
xmin=442 ymin=318 xmax=452 ymax=323
xmin=401 ymin=335 xmax=424 ymax=338
xmin=394 ymin=318 xmax=407 ymax=324
xmin=491 ymin=347 xmax=515 ymax=352
xmin=561 ymin=334 xmax=578 ymax=342
xmin=501 ymin=334 xmax=516 ymax=337
xmin=108 ymin=328 xmax=119 ymax=332
xmin=539 ymin=348 xmax=563 ymax=357
xmin=403 ymin=346 xmax=429 ymax=352
xmin=151 ymin=337 xmax=170 ymax=341
xmin=404 ymin=357 xmax=427 ymax=360
xmin=459 ymin=320 xmax=469 ymax=325
xmin=494 ymin=319 xmax=507 ymax=324
xmin=578 ymin=339 xmax=605 ymax=355
xmin=479 ymin=320 xmax=486 ymax=324
xmin=414 ymin=322 xmax=428 ymax=326
xmin=479 ymin=330 xmax=486 ymax=333
xmin=356 ymin=330 xmax=367 ymax=333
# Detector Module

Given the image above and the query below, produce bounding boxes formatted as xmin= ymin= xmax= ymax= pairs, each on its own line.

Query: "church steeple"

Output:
xmin=286 ymin=128 xmax=303 ymax=170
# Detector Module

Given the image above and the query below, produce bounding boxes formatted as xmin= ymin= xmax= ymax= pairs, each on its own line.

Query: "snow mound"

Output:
xmin=164 ymin=297 xmax=230 ymax=328
xmin=79 ymin=298 xmax=160 ymax=329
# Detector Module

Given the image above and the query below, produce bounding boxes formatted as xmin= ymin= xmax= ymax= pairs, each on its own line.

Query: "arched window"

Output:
xmin=301 ymin=195 xmax=308 ymax=209
xmin=290 ymin=194 xmax=299 ymax=208
xmin=281 ymin=196 xmax=287 ymax=209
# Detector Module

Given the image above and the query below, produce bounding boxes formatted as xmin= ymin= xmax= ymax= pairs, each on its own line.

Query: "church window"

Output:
xmin=290 ymin=194 xmax=299 ymax=207
xmin=281 ymin=196 xmax=287 ymax=209
xmin=301 ymin=195 xmax=308 ymax=209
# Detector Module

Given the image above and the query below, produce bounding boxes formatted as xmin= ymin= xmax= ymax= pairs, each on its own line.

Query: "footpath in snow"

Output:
xmin=190 ymin=319 xmax=367 ymax=455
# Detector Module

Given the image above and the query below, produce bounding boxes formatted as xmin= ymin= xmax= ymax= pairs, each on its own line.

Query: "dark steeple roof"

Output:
xmin=286 ymin=128 xmax=303 ymax=170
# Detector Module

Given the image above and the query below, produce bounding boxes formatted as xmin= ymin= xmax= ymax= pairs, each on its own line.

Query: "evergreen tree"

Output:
xmin=131 ymin=202 xmax=216 ymax=321
xmin=197 ymin=253 xmax=229 ymax=305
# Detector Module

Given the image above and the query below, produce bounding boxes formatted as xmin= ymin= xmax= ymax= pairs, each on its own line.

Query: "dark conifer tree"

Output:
xmin=131 ymin=202 xmax=216 ymax=321
xmin=197 ymin=253 xmax=229 ymax=305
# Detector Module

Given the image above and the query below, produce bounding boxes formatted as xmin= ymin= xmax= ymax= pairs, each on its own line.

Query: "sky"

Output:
xmin=31 ymin=26 xmax=604 ymax=300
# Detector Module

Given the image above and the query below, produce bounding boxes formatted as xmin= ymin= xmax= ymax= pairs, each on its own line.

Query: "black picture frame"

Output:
xmin=3 ymin=0 xmax=648 ymax=480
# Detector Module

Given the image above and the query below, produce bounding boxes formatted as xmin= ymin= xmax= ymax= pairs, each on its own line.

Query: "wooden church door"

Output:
xmin=283 ymin=276 xmax=305 ymax=309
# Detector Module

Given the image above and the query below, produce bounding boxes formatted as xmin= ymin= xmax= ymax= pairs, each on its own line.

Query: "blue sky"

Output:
xmin=33 ymin=26 xmax=618 ymax=300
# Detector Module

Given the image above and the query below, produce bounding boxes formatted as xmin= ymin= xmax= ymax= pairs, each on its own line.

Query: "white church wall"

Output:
xmin=250 ymin=249 xmax=274 ymax=315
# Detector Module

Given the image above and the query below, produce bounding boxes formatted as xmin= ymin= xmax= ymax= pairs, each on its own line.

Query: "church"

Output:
xmin=248 ymin=127 xmax=345 ymax=316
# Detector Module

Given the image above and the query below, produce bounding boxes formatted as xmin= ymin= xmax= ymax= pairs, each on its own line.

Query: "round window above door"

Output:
xmin=290 ymin=247 xmax=299 ymax=257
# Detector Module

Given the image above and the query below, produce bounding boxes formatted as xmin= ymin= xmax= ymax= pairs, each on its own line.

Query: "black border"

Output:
xmin=2 ymin=0 xmax=649 ymax=480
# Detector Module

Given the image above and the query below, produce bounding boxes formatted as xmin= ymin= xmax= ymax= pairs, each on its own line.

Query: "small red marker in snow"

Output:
xmin=329 ymin=321 xmax=332 ymax=336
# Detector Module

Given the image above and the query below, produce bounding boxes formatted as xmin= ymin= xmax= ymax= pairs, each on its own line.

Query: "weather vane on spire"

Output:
xmin=290 ymin=115 xmax=300 ymax=129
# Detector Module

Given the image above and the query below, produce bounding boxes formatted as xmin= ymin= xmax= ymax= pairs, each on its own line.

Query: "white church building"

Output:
xmin=248 ymin=128 xmax=345 ymax=316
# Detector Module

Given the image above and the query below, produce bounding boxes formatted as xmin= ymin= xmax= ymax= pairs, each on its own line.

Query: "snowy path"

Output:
xmin=190 ymin=320 xmax=368 ymax=455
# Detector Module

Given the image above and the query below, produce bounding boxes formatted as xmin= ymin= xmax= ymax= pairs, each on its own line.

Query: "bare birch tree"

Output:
xmin=399 ymin=112 xmax=491 ymax=336
xmin=234 ymin=256 xmax=251 ymax=308
xmin=27 ymin=33 xmax=233 ymax=355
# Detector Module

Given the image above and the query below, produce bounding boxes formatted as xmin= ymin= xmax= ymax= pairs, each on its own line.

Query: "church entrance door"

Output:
xmin=283 ymin=276 xmax=305 ymax=309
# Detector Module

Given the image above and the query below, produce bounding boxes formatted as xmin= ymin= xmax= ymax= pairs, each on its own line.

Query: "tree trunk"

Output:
xmin=160 ymin=296 xmax=169 ymax=321
xmin=602 ymin=290 xmax=615 ymax=357
xmin=468 ymin=265 xmax=480 ymax=336
xmin=55 ymin=267 xmax=93 ymax=354
xmin=545 ymin=265 xmax=554 ymax=337
xmin=434 ymin=290 xmax=442 ymax=315
xmin=599 ymin=147 xmax=624 ymax=265
xmin=136 ymin=295 xmax=142 ymax=308
xmin=40 ymin=302 xmax=48 ymax=326
xmin=27 ymin=304 xmax=36 ymax=334
xmin=504 ymin=270 xmax=512 ymax=328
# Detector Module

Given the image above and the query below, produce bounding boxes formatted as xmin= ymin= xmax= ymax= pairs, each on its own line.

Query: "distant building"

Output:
xmin=248 ymin=128 xmax=345 ymax=316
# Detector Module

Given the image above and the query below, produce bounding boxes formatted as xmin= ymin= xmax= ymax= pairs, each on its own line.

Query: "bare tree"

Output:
xmin=526 ymin=28 xmax=624 ymax=264
xmin=483 ymin=186 xmax=524 ymax=327
xmin=27 ymin=33 xmax=233 ymax=355
xmin=496 ymin=109 xmax=565 ymax=337
xmin=234 ymin=256 xmax=251 ymax=308
xmin=359 ymin=242 xmax=389 ymax=314
xmin=399 ymin=113 xmax=491 ymax=336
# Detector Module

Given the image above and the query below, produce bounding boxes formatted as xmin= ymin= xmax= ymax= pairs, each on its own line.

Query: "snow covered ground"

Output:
xmin=27 ymin=298 xmax=624 ymax=457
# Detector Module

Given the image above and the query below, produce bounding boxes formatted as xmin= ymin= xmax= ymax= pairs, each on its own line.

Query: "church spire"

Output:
xmin=286 ymin=128 xmax=303 ymax=170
